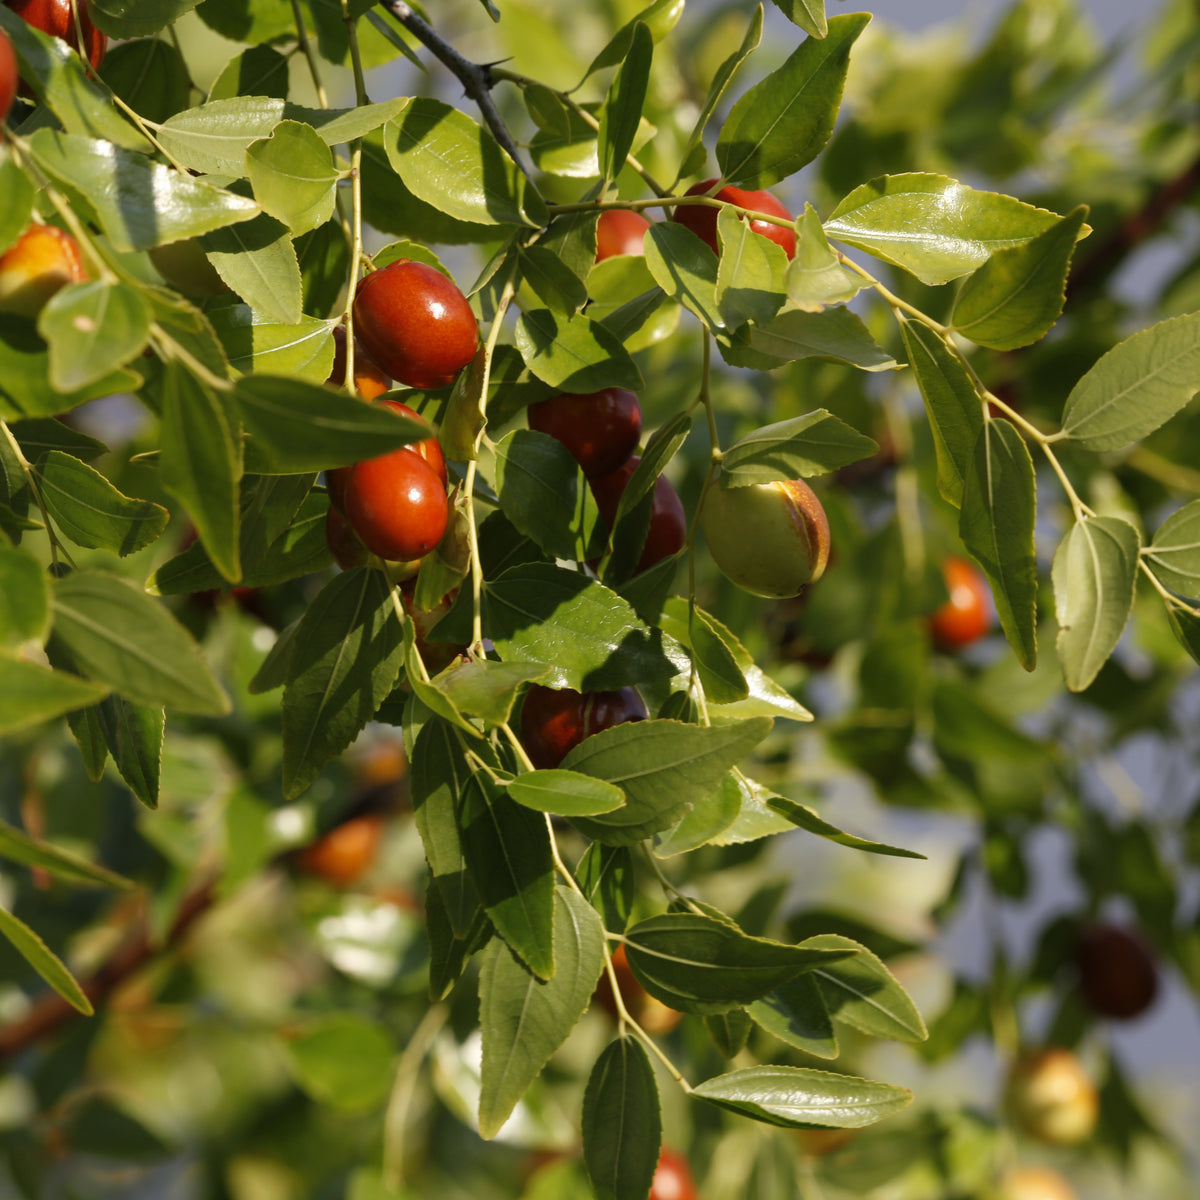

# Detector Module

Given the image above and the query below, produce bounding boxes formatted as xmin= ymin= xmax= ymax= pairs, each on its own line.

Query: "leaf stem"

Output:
xmin=341 ymin=0 xmax=371 ymax=395
xmin=292 ymin=0 xmax=330 ymax=108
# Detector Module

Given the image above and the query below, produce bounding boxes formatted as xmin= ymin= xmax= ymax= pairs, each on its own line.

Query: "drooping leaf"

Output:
xmin=643 ymin=221 xmax=724 ymax=334
xmin=808 ymin=935 xmax=927 ymax=1042
xmin=0 ymin=658 xmax=110 ymax=734
xmin=1146 ymin=500 xmax=1200 ymax=600
xmin=689 ymin=605 xmax=749 ymax=703
xmin=598 ymin=22 xmax=653 ymax=183
xmin=582 ymin=1037 xmax=662 ymax=1200
xmin=786 ymin=204 xmax=863 ymax=310
xmin=0 ymin=906 xmax=93 ymax=1014
xmin=769 ymin=0 xmax=827 ymax=38
xmin=764 ymin=794 xmax=925 ymax=859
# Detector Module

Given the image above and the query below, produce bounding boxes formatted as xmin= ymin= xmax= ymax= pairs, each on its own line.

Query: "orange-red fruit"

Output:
xmin=328 ymin=325 xmax=391 ymax=401
xmin=702 ymin=476 xmax=830 ymax=599
xmin=590 ymin=456 xmax=687 ymax=575
xmin=0 ymin=29 xmax=17 ymax=124
xmin=527 ymin=387 xmax=643 ymax=479
xmin=650 ymin=1149 xmax=699 ymax=1200
xmin=6 ymin=0 xmax=106 ymax=70
xmin=342 ymin=447 xmax=448 ymax=563
xmin=520 ymin=683 xmax=646 ymax=770
xmin=1004 ymin=1048 xmax=1098 ymax=1146
xmin=596 ymin=208 xmax=651 ymax=261
xmin=0 ymin=223 xmax=88 ymax=317
xmin=594 ymin=944 xmax=682 ymax=1034
xmin=930 ymin=555 xmax=992 ymax=648
xmin=996 ymin=1166 xmax=1078 ymax=1200
xmin=296 ymin=813 xmax=386 ymax=887
xmin=1077 ymin=922 xmax=1159 ymax=1020
xmin=672 ymin=177 xmax=796 ymax=259
xmin=352 ymin=259 xmax=478 ymax=389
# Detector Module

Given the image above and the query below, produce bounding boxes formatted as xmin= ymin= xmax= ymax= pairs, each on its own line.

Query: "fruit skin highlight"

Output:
xmin=595 ymin=208 xmax=651 ymax=260
xmin=672 ymin=177 xmax=797 ymax=259
xmin=930 ymin=554 xmax=992 ymax=648
xmin=351 ymin=259 xmax=478 ymax=389
xmin=702 ymin=476 xmax=830 ymax=599
xmin=527 ymin=386 xmax=643 ymax=479
xmin=341 ymin=448 xmax=448 ymax=564
xmin=1004 ymin=1048 xmax=1099 ymax=1146
xmin=0 ymin=223 xmax=88 ymax=317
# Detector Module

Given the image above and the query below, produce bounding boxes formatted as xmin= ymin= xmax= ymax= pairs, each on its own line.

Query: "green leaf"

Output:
xmin=98 ymin=37 xmax=191 ymax=124
xmin=0 ymin=816 xmax=134 ymax=889
xmin=0 ymin=153 xmax=37 ymax=257
xmin=281 ymin=568 xmax=406 ymax=798
xmin=930 ymin=680 xmax=1048 ymax=763
xmin=0 ymin=906 xmax=92 ymax=1014
xmin=385 ymin=98 xmax=544 ymax=228
xmin=28 ymin=130 xmax=260 ymax=253
xmin=284 ymin=1015 xmax=395 ymax=1111
xmin=430 ymin=659 xmax=547 ymax=726
xmin=160 ymin=362 xmax=242 ymax=583
xmin=144 ymin=289 xmax=230 ymax=382
xmin=518 ymin=244 xmax=589 ymax=316
xmin=460 ymin=770 xmax=556 ymax=979
xmin=38 ymin=282 xmax=151 ymax=392
xmin=715 ymin=206 xmax=789 ymax=327
xmin=825 ymin=174 xmax=1067 ymax=286
xmin=478 ymin=887 xmax=605 ymax=1137
xmin=89 ymin=0 xmax=202 ymax=37
xmin=0 ymin=548 xmax=48 ymax=648
xmin=959 ymin=420 xmax=1038 ymax=670
xmin=898 ymin=317 xmax=983 ymax=508
xmin=566 ymin=717 xmax=771 ymax=845
xmin=693 ymin=1065 xmax=912 ymax=1129
xmin=1167 ymin=606 xmax=1200 ymax=666
xmin=643 ymin=221 xmax=724 ymax=334
xmin=786 ymin=204 xmax=863 ymax=310
xmin=582 ymin=1037 xmax=662 ymax=1200
xmin=716 ymin=13 xmax=869 ymax=188
xmin=201 ymin=215 xmax=302 ymax=326
xmin=493 ymin=431 xmax=605 ymax=562
xmin=89 ymin=694 xmax=164 ymax=809
xmin=765 ymin=794 xmax=925 ymax=859
xmin=808 ymin=934 xmax=927 ymax=1042
xmin=11 ymin=417 xmax=107 ymax=463
xmin=1052 ymin=516 xmax=1141 ymax=692
xmin=1147 ymin=500 xmax=1200 ymax=600
xmin=209 ymin=45 xmax=292 ymax=102
xmin=235 ymin=375 xmax=430 ymax=474
xmin=598 ymin=22 xmax=653 ymax=183
xmin=581 ymin=0 xmax=683 ymax=78
xmin=749 ymin=973 xmax=838 ymax=1058
xmin=623 ymin=912 xmax=851 ymax=1014
xmin=0 ymin=658 xmax=109 ymax=734
xmin=724 ymin=306 xmax=897 ymax=372
xmin=514 ymin=309 xmax=643 ymax=393
xmin=508 ymin=770 xmax=626 ymax=817
xmin=951 ymin=206 xmax=1087 ymax=350
xmin=720 ymin=411 xmax=878 ymax=484
xmin=577 ymin=843 xmax=636 ymax=934
xmin=208 ymin=306 xmax=334 ymax=380
xmin=427 ymin=884 xmax=491 ymax=1002
xmin=246 ymin=120 xmax=339 ymax=237
xmin=51 ymin=571 xmax=228 ymax=713
xmin=653 ymin=769 xmax=742 ymax=856
xmin=1060 ymin=312 xmax=1200 ymax=450
xmin=37 ymin=451 xmax=168 ymax=557
xmin=769 ymin=0 xmax=827 ymax=38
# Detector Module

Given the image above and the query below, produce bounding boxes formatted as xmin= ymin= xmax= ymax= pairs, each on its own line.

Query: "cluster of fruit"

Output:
xmin=1 ymin=0 xmax=105 ymax=123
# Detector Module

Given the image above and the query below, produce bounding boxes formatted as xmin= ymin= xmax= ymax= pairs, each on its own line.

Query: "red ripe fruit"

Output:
xmin=520 ymin=683 xmax=646 ymax=770
xmin=595 ymin=209 xmax=651 ymax=261
xmin=649 ymin=1149 xmax=699 ymax=1200
xmin=352 ymin=259 xmax=478 ymax=389
xmin=297 ymin=813 xmax=387 ymax=887
xmin=0 ymin=29 xmax=17 ymax=124
xmin=342 ymin=447 xmax=449 ymax=563
xmin=590 ymin=456 xmax=687 ymax=575
xmin=672 ymin=177 xmax=796 ymax=259
xmin=6 ymin=0 xmax=106 ymax=71
xmin=527 ymin=387 xmax=643 ymax=479
xmin=1077 ymin=922 xmax=1159 ymax=1020
xmin=328 ymin=325 xmax=391 ymax=401
xmin=0 ymin=223 xmax=88 ymax=317
xmin=930 ymin=555 xmax=992 ymax=649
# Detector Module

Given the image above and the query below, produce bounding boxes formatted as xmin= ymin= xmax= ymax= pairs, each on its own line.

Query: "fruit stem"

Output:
xmin=291 ymin=0 xmax=331 ymax=108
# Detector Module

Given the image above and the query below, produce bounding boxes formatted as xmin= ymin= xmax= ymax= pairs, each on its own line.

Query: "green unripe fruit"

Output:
xmin=701 ymin=476 xmax=830 ymax=598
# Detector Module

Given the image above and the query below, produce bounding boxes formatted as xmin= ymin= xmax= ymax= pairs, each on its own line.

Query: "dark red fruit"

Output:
xmin=0 ymin=29 xmax=17 ymax=124
xmin=650 ymin=1148 xmax=699 ymax=1200
xmin=527 ymin=387 xmax=643 ymax=479
xmin=352 ymin=259 xmax=478 ymax=389
xmin=930 ymin=555 xmax=992 ymax=649
xmin=596 ymin=208 xmax=651 ymax=261
xmin=328 ymin=325 xmax=391 ymax=401
xmin=342 ymin=447 xmax=448 ymax=563
xmin=324 ymin=505 xmax=369 ymax=570
xmin=1077 ymin=922 xmax=1159 ymax=1020
xmin=519 ymin=684 xmax=646 ymax=770
xmin=6 ymin=0 xmax=106 ymax=71
xmin=672 ymin=177 xmax=796 ymax=259
xmin=590 ymin=456 xmax=687 ymax=575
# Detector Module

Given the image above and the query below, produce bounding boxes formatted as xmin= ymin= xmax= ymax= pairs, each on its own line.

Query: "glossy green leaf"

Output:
xmin=749 ymin=972 xmax=838 ymax=1058
xmin=0 ymin=548 xmax=48 ymax=648
xmin=51 ymin=571 xmax=228 ymax=713
xmin=623 ymin=912 xmax=851 ymax=1014
xmin=201 ymin=215 xmax=302 ymax=325
xmin=38 ymin=451 xmax=168 ymax=557
xmin=724 ymin=306 xmax=896 ymax=372
xmin=99 ymin=37 xmax=190 ymax=124
xmin=478 ymin=888 xmax=605 ymax=1137
xmin=598 ymin=22 xmax=652 ymax=183
xmin=494 ymin=430 xmax=605 ymax=561
xmin=0 ymin=906 xmax=92 ymax=1014
xmin=899 ymin=317 xmax=984 ymax=508
xmin=0 ymin=156 xmax=36 ymax=256
xmin=460 ymin=770 xmax=556 ymax=978
xmin=208 ymin=306 xmax=334 ymax=380
xmin=693 ymin=1065 xmax=912 ymax=1129
xmin=951 ymin=206 xmax=1087 ymax=350
xmin=959 ymin=420 xmax=1038 ymax=669
xmin=285 ymin=1015 xmax=395 ymax=1111
xmin=582 ymin=1037 xmax=661 ymax=1200
xmin=689 ymin=605 xmax=749 ymax=703
xmin=1052 ymin=516 xmax=1141 ymax=692
xmin=28 ymin=130 xmax=260 ymax=253
xmin=716 ymin=13 xmax=869 ymax=188
xmin=508 ymin=770 xmax=626 ymax=817
xmin=430 ymin=659 xmax=548 ymax=726
xmin=786 ymin=204 xmax=863 ymax=310
xmin=247 ymin=120 xmax=340 ymax=237
xmin=721 ymin=410 xmax=878 ymax=483
xmin=1147 ymin=500 xmax=1200 ymax=600
xmin=0 ymin=657 xmax=109 ymax=734
xmin=825 ymin=174 xmax=1066 ymax=286
xmin=518 ymin=245 xmax=589 ymax=316
xmin=235 ymin=375 xmax=430 ymax=474
xmin=160 ymin=362 xmax=242 ymax=583
xmin=0 ymin=816 xmax=133 ymax=890
xmin=770 ymin=0 xmax=827 ymax=37
xmin=808 ymin=935 xmax=927 ymax=1042
xmin=765 ymin=794 xmax=925 ymax=858
xmin=38 ymin=282 xmax=151 ymax=392
xmin=643 ymin=221 xmax=724 ymax=333
xmin=515 ymin=309 xmax=643 ymax=393
xmin=385 ymin=98 xmax=544 ymax=228
xmin=1060 ymin=312 xmax=1200 ymax=450
xmin=715 ymin=206 xmax=788 ymax=327
xmin=582 ymin=0 xmax=683 ymax=77
xmin=281 ymin=568 xmax=406 ymax=797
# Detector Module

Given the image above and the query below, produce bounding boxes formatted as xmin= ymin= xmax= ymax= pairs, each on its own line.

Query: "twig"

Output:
xmin=375 ymin=1 xmax=534 ymax=182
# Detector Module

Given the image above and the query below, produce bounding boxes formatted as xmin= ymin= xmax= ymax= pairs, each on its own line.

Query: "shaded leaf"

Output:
xmin=0 ymin=906 xmax=92 ymax=1014
xmin=582 ymin=1037 xmax=661 ymax=1200
xmin=0 ymin=658 xmax=109 ymax=734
